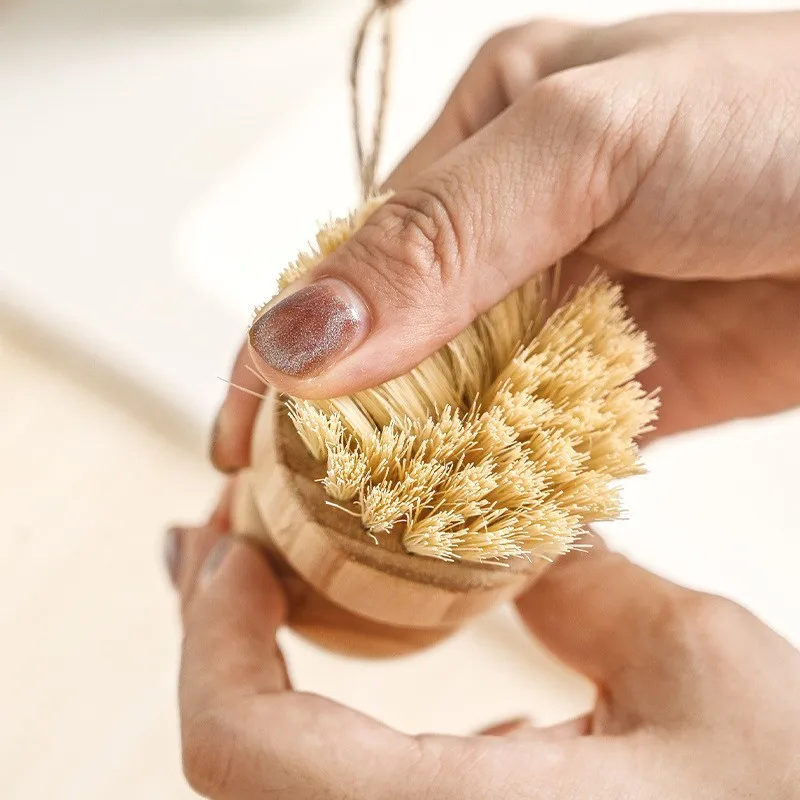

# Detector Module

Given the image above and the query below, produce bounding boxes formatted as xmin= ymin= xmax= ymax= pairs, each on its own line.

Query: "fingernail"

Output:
xmin=479 ymin=717 xmax=533 ymax=737
xmin=249 ymin=278 xmax=370 ymax=379
xmin=209 ymin=410 xmax=221 ymax=463
xmin=164 ymin=527 xmax=183 ymax=587
xmin=209 ymin=410 xmax=234 ymax=473
xmin=199 ymin=538 xmax=233 ymax=587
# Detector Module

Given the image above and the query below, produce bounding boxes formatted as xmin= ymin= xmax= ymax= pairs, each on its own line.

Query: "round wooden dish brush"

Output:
xmin=232 ymin=195 xmax=659 ymax=657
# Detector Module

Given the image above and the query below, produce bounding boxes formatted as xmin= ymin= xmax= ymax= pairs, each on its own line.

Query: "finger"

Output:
xmin=167 ymin=525 xmax=229 ymax=614
xmin=210 ymin=340 xmax=267 ymax=473
xmin=178 ymin=532 xmax=290 ymax=722
xmin=516 ymin=533 xmax=676 ymax=684
xmin=515 ymin=531 xmax=758 ymax=725
xmin=386 ymin=21 xmax=583 ymax=188
xmin=247 ymin=55 xmax=662 ymax=399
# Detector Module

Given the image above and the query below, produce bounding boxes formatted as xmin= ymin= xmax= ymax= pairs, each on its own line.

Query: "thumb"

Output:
xmin=516 ymin=536 xmax=680 ymax=689
xmin=514 ymin=533 xmax=747 ymax=725
xmin=248 ymin=65 xmax=643 ymax=398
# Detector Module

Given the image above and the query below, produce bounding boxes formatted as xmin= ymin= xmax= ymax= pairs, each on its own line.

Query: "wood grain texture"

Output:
xmin=235 ymin=470 xmax=454 ymax=656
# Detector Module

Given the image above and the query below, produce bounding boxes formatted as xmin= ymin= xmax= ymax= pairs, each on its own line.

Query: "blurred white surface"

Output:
xmin=0 ymin=1 xmax=798 ymax=798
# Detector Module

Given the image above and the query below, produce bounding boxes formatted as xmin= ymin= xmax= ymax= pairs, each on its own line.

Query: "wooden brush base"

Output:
xmin=232 ymin=389 xmax=546 ymax=658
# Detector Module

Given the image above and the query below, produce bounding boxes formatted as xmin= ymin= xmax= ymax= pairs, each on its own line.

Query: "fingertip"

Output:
xmin=174 ymin=526 xmax=227 ymax=610
xmin=194 ymin=535 xmax=289 ymax=632
xmin=245 ymin=276 xmax=372 ymax=398
xmin=211 ymin=342 xmax=268 ymax=473
xmin=210 ymin=401 xmax=253 ymax=474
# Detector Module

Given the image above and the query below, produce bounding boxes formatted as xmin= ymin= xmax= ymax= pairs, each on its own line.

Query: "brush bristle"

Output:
xmin=259 ymin=196 xmax=659 ymax=564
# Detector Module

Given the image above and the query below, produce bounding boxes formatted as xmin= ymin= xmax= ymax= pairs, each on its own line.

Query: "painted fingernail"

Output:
xmin=209 ymin=410 xmax=235 ymax=473
xmin=249 ymin=279 xmax=370 ymax=379
xmin=479 ymin=717 xmax=533 ymax=736
xmin=199 ymin=538 xmax=233 ymax=587
xmin=209 ymin=410 xmax=222 ymax=464
xmin=164 ymin=527 xmax=183 ymax=587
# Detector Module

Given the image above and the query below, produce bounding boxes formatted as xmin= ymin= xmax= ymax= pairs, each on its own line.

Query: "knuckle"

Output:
xmin=475 ymin=19 xmax=563 ymax=64
xmin=475 ymin=26 xmax=522 ymax=64
xmin=473 ymin=22 xmax=558 ymax=103
xmin=354 ymin=185 xmax=468 ymax=317
xmin=181 ymin=711 xmax=235 ymax=798
xmin=531 ymin=69 xmax=642 ymax=228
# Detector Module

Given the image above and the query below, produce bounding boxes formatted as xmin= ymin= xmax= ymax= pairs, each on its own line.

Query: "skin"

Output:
xmin=178 ymin=11 xmax=800 ymax=799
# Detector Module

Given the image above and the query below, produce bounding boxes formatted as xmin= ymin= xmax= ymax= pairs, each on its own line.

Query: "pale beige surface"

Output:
xmin=0 ymin=319 xmax=216 ymax=800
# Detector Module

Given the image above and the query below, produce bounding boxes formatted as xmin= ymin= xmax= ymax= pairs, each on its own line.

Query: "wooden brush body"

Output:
xmin=234 ymin=201 xmax=658 ymax=657
xmin=232 ymin=389 xmax=546 ymax=657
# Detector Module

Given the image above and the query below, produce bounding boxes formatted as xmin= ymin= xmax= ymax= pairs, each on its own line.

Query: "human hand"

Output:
xmin=210 ymin=11 xmax=800 ymax=473
xmin=167 ymin=519 xmax=800 ymax=799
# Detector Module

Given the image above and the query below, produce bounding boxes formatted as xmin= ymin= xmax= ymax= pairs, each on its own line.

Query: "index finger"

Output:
xmin=210 ymin=341 xmax=267 ymax=474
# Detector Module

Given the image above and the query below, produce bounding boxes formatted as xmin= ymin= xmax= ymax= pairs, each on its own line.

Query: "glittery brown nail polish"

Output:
xmin=164 ymin=527 xmax=183 ymax=588
xmin=199 ymin=538 xmax=233 ymax=587
xmin=249 ymin=279 xmax=369 ymax=379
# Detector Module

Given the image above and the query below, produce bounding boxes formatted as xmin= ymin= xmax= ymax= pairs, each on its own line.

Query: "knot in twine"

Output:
xmin=350 ymin=0 xmax=403 ymax=201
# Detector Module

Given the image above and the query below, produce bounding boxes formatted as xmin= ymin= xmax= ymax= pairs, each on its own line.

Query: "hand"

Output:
xmin=211 ymin=11 xmax=800 ymax=472
xmin=167 ymin=520 xmax=800 ymax=799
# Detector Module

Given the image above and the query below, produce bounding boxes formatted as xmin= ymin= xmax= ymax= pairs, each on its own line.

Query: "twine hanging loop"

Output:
xmin=350 ymin=0 xmax=402 ymax=201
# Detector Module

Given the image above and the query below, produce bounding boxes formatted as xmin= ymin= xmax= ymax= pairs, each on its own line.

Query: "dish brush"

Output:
xmin=232 ymin=194 xmax=659 ymax=656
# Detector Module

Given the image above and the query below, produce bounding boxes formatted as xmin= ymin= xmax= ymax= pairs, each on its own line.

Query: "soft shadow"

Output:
xmin=0 ymin=301 xmax=206 ymax=456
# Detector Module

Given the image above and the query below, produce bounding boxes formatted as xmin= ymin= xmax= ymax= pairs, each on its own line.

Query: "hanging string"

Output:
xmin=350 ymin=0 xmax=401 ymax=201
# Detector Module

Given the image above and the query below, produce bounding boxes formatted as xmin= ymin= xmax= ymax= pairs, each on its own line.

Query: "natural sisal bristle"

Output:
xmin=256 ymin=195 xmax=659 ymax=564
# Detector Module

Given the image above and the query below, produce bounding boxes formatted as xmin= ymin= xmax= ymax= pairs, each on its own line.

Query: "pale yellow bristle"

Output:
xmin=287 ymin=400 xmax=343 ymax=461
xmin=259 ymin=196 xmax=659 ymax=564
xmin=439 ymin=460 xmax=498 ymax=510
xmin=361 ymin=459 xmax=450 ymax=534
xmin=408 ymin=406 xmax=480 ymax=464
xmin=361 ymin=423 xmax=416 ymax=483
xmin=323 ymin=440 xmax=368 ymax=502
xmin=404 ymin=510 xmax=466 ymax=561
